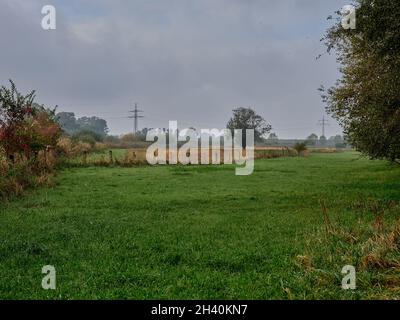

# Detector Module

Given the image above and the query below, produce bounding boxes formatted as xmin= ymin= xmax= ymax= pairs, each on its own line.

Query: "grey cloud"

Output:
xmin=0 ymin=0 xmax=344 ymax=138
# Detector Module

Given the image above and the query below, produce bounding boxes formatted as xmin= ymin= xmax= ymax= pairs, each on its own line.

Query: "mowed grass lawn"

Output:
xmin=1 ymin=152 xmax=400 ymax=299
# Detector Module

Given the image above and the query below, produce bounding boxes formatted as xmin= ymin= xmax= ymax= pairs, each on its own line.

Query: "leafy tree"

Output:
xmin=306 ymin=133 xmax=319 ymax=146
xmin=268 ymin=133 xmax=278 ymax=139
xmin=76 ymin=116 xmax=109 ymax=137
xmin=135 ymin=128 xmax=150 ymax=142
xmin=56 ymin=112 xmax=79 ymax=134
xmin=227 ymin=107 xmax=271 ymax=148
xmin=332 ymin=135 xmax=344 ymax=144
xmin=329 ymin=135 xmax=347 ymax=148
xmin=266 ymin=133 xmax=279 ymax=146
xmin=321 ymin=0 xmax=400 ymax=163
xmin=56 ymin=113 xmax=109 ymax=137
xmin=319 ymin=135 xmax=327 ymax=146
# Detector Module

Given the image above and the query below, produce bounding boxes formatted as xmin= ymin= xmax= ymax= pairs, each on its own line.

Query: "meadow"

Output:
xmin=0 ymin=152 xmax=399 ymax=299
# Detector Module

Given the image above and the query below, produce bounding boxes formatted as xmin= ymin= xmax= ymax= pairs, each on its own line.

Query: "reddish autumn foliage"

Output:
xmin=0 ymin=80 xmax=61 ymax=159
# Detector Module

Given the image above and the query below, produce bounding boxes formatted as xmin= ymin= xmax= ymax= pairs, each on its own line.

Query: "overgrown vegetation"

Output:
xmin=0 ymin=80 xmax=61 ymax=200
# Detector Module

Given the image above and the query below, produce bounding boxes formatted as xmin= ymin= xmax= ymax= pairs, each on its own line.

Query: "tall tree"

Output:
xmin=322 ymin=0 xmax=400 ymax=163
xmin=306 ymin=133 xmax=318 ymax=146
xmin=56 ymin=112 xmax=79 ymax=134
xmin=267 ymin=133 xmax=279 ymax=145
xmin=56 ymin=113 xmax=109 ymax=137
xmin=76 ymin=116 xmax=109 ymax=136
xmin=227 ymin=107 xmax=271 ymax=149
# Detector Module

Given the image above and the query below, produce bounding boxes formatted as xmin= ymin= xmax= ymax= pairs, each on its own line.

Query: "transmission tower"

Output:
xmin=128 ymin=103 xmax=144 ymax=134
xmin=318 ymin=115 xmax=329 ymax=138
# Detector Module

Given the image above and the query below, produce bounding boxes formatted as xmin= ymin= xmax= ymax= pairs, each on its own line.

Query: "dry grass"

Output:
xmin=295 ymin=255 xmax=314 ymax=272
xmin=298 ymin=200 xmax=400 ymax=298
xmin=58 ymin=137 xmax=106 ymax=158
xmin=360 ymin=220 xmax=400 ymax=270
xmin=0 ymin=149 xmax=57 ymax=200
xmin=64 ymin=147 xmax=297 ymax=168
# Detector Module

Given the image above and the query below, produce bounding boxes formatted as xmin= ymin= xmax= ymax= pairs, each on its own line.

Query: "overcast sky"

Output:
xmin=0 ymin=0 xmax=345 ymax=138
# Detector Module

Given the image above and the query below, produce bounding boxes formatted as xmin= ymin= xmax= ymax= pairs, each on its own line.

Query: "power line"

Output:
xmin=128 ymin=102 xmax=144 ymax=134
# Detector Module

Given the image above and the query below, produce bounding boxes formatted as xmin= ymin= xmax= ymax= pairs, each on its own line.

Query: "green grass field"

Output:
xmin=1 ymin=152 xmax=399 ymax=299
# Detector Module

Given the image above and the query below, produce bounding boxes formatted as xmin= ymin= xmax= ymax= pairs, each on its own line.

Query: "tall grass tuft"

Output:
xmin=0 ymin=149 xmax=57 ymax=201
xmin=297 ymin=200 xmax=400 ymax=298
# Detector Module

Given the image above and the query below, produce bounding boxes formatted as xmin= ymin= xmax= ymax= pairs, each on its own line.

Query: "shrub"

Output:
xmin=0 ymin=80 xmax=61 ymax=200
xmin=293 ymin=142 xmax=308 ymax=156
xmin=0 ymin=80 xmax=61 ymax=159
xmin=0 ymin=150 xmax=56 ymax=200
xmin=72 ymin=129 xmax=103 ymax=147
